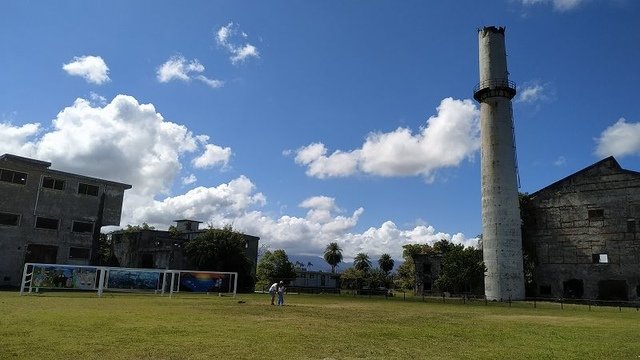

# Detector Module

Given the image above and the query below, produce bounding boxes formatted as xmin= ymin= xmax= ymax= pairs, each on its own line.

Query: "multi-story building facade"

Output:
xmin=0 ymin=154 xmax=131 ymax=287
xmin=523 ymin=157 xmax=640 ymax=301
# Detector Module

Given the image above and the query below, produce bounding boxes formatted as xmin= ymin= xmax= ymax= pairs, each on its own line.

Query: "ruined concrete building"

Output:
xmin=0 ymin=154 xmax=131 ymax=287
xmin=523 ymin=157 xmax=640 ymax=301
xmin=109 ymin=219 xmax=260 ymax=281
xmin=412 ymin=253 xmax=443 ymax=295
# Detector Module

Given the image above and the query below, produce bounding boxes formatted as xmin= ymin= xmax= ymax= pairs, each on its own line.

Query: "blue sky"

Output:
xmin=2 ymin=0 xmax=639 ymax=261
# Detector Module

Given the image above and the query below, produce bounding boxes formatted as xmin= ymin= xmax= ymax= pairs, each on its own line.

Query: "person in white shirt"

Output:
xmin=277 ymin=281 xmax=285 ymax=306
xmin=268 ymin=282 xmax=278 ymax=305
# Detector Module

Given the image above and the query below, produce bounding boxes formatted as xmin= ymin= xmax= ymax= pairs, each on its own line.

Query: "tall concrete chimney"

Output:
xmin=473 ymin=26 xmax=525 ymax=301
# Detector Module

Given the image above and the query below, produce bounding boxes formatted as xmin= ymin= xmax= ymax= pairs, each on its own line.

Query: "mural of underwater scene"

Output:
xmin=107 ymin=269 xmax=160 ymax=290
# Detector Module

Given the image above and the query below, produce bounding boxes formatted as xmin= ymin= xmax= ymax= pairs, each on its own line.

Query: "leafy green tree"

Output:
xmin=124 ymin=223 xmax=155 ymax=232
xmin=433 ymin=241 xmax=485 ymax=294
xmin=366 ymin=268 xmax=390 ymax=289
xmin=353 ymin=253 xmax=371 ymax=272
xmin=378 ymin=253 xmax=394 ymax=274
xmin=183 ymin=225 xmax=254 ymax=291
xmin=168 ymin=225 xmax=182 ymax=238
xmin=256 ymin=249 xmax=297 ymax=285
xmin=323 ymin=242 xmax=343 ymax=273
xmin=395 ymin=244 xmax=433 ymax=290
xmin=97 ymin=233 xmax=120 ymax=266
xmin=340 ymin=267 xmax=366 ymax=290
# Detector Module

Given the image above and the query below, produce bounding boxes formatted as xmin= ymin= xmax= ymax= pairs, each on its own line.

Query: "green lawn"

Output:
xmin=0 ymin=291 xmax=638 ymax=359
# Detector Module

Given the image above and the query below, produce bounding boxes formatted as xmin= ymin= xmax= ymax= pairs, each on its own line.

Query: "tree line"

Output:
xmin=101 ymin=224 xmax=484 ymax=294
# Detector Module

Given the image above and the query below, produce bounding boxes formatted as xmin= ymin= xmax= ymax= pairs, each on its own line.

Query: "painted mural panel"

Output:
xmin=107 ymin=269 xmax=160 ymax=290
xmin=179 ymin=272 xmax=229 ymax=292
xmin=32 ymin=265 xmax=97 ymax=289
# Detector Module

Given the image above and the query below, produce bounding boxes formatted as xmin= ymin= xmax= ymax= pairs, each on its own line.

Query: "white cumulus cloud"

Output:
xmin=521 ymin=0 xmax=586 ymax=11
xmin=62 ymin=55 xmax=110 ymax=85
xmin=595 ymin=118 xmax=640 ymax=158
xmin=216 ymin=22 xmax=260 ymax=65
xmin=516 ymin=83 xmax=549 ymax=103
xmin=0 ymin=94 xmax=232 ymax=222
xmin=0 ymin=122 xmax=40 ymax=155
xmin=157 ymin=56 xmax=224 ymax=88
xmin=192 ymin=143 xmax=232 ymax=169
xmin=182 ymin=174 xmax=197 ymax=185
xmin=293 ymin=98 xmax=479 ymax=181
xmin=1 ymin=95 xmax=478 ymax=260
xmin=156 ymin=55 xmax=204 ymax=82
xmin=195 ymin=75 xmax=224 ymax=88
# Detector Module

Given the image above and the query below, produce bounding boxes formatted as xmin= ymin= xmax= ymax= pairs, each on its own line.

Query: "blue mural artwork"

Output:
xmin=179 ymin=272 xmax=227 ymax=292
xmin=107 ymin=270 xmax=160 ymax=290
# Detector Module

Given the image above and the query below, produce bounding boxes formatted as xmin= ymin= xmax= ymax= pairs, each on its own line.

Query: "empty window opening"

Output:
xmin=424 ymin=282 xmax=432 ymax=291
xmin=562 ymin=279 xmax=584 ymax=299
xmin=588 ymin=209 xmax=604 ymax=220
xmin=72 ymin=221 xmax=94 ymax=233
xmin=139 ymin=253 xmax=154 ymax=268
xmin=598 ymin=280 xmax=628 ymax=301
xmin=78 ymin=183 xmax=99 ymax=196
xmin=627 ymin=219 xmax=637 ymax=233
xmin=35 ymin=217 xmax=59 ymax=230
xmin=68 ymin=247 xmax=90 ymax=260
xmin=0 ymin=169 xmax=27 ymax=185
xmin=539 ymin=285 xmax=552 ymax=296
xmin=423 ymin=263 xmax=432 ymax=274
xmin=0 ymin=212 xmax=20 ymax=226
xmin=592 ymin=253 xmax=609 ymax=264
xmin=42 ymin=176 xmax=65 ymax=190
xmin=25 ymin=244 xmax=58 ymax=264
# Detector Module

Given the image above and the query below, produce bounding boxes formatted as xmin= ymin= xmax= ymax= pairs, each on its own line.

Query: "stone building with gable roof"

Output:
xmin=523 ymin=156 xmax=640 ymax=301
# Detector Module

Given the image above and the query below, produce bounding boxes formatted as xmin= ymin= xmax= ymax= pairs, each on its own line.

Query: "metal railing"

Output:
xmin=473 ymin=78 xmax=516 ymax=93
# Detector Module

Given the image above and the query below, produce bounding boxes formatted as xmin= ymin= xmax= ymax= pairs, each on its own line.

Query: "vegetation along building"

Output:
xmin=109 ymin=219 xmax=260 ymax=284
xmin=0 ymin=153 xmax=131 ymax=287
xmin=522 ymin=157 xmax=640 ymax=301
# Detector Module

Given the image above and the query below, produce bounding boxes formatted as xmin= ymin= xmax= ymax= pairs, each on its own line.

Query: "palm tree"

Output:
xmin=378 ymin=253 xmax=394 ymax=274
xmin=324 ymin=242 xmax=343 ymax=273
xmin=353 ymin=253 xmax=371 ymax=272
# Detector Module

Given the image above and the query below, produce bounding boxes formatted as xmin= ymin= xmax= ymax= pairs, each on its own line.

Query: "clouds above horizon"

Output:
xmin=0 ymin=94 xmax=477 ymax=259
xmin=62 ymin=55 xmax=110 ymax=84
xmin=515 ymin=82 xmax=552 ymax=103
xmin=595 ymin=118 xmax=640 ymax=158
xmin=521 ymin=0 xmax=586 ymax=11
xmin=293 ymin=98 xmax=480 ymax=181
xmin=156 ymin=55 xmax=224 ymax=88
xmin=216 ymin=22 xmax=260 ymax=65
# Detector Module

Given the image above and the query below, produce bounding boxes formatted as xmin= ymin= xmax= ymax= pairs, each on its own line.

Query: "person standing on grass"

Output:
xmin=277 ymin=281 xmax=285 ymax=306
xmin=269 ymin=281 xmax=278 ymax=305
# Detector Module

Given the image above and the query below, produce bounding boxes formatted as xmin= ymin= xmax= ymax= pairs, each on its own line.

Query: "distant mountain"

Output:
xmin=262 ymin=253 xmax=402 ymax=274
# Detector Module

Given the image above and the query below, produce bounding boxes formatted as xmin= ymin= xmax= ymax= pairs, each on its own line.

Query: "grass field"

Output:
xmin=1 ymin=291 xmax=638 ymax=360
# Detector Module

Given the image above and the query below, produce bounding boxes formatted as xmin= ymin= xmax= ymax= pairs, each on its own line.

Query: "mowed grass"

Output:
xmin=1 ymin=291 xmax=638 ymax=360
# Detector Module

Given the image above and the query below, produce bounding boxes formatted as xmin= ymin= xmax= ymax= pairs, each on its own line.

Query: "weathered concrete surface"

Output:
xmin=0 ymin=154 xmax=130 ymax=287
xmin=475 ymin=26 xmax=525 ymax=300
xmin=523 ymin=157 xmax=640 ymax=301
